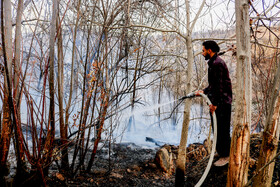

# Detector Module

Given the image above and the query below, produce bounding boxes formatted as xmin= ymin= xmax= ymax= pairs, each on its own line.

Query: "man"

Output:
xmin=196 ymin=40 xmax=232 ymax=167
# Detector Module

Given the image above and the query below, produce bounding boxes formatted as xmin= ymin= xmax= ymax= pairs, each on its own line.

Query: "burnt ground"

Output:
xmin=47 ymin=134 xmax=280 ymax=187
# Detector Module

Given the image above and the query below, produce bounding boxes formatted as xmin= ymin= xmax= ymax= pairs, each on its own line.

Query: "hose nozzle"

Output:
xmin=179 ymin=92 xmax=195 ymax=101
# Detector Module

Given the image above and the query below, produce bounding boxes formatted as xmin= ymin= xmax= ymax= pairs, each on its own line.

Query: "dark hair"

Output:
xmin=202 ymin=40 xmax=220 ymax=53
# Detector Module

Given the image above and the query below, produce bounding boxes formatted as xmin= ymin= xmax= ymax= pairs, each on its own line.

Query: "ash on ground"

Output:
xmin=47 ymin=133 xmax=280 ymax=186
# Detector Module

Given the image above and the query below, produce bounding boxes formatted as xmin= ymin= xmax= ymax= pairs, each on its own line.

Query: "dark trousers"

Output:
xmin=210 ymin=103 xmax=231 ymax=157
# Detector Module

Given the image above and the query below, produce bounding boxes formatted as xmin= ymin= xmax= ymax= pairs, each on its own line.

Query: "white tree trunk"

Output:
xmin=0 ymin=0 xmax=13 ymax=176
xmin=3 ymin=0 xmax=12 ymax=79
xmin=175 ymin=1 xmax=207 ymax=186
xmin=227 ymin=0 xmax=251 ymax=186
xmin=14 ymin=0 xmax=23 ymax=103
xmin=175 ymin=0 xmax=194 ymax=186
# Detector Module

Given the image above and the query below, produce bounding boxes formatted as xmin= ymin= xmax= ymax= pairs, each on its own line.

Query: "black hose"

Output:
xmin=179 ymin=92 xmax=196 ymax=101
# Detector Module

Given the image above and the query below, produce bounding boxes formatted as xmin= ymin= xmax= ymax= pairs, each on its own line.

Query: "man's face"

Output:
xmin=202 ymin=46 xmax=211 ymax=60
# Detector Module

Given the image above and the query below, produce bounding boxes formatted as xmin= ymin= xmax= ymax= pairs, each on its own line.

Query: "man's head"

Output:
xmin=202 ymin=40 xmax=220 ymax=60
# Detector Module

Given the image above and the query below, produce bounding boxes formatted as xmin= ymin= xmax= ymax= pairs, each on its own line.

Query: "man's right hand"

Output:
xmin=195 ymin=90 xmax=204 ymax=96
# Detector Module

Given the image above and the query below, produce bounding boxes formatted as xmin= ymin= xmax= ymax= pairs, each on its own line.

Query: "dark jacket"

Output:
xmin=203 ymin=54 xmax=232 ymax=106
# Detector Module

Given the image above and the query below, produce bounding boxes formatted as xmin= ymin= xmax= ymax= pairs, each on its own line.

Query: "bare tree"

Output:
xmin=0 ymin=0 xmax=13 ymax=181
xmin=252 ymin=52 xmax=280 ymax=186
xmin=176 ymin=0 xmax=206 ymax=186
xmin=56 ymin=6 xmax=69 ymax=171
xmin=227 ymin=0 xmax=251 ymax=186
xmin=42 ymin=0 xmax=58 ymax=176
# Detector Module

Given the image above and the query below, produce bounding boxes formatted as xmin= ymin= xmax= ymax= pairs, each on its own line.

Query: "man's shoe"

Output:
xmin=214 ymin=152 xmax=219 ymax=158
xmin=213 ymin=157 xmax=229 ymax=167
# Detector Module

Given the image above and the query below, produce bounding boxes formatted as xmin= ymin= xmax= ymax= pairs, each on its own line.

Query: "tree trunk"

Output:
xmin=56 ymin=10 xmax=69 ymax=171
xmin=13 ymin=0 xmax=25 ymax=165
xmin=86 ymin=94 xmax=109 ymax=172
xmin=1 ymin=0 xmax=27 ymax=185
xmin=14 ymin=0 xmax=23 ymax=104
xmin=175 ymin=0 xmax=193 ymax=186
xmin=87 ymin=27 xmax=110 ymax=173
xmin=252 ymin=57 xmax=280 ymax=186
xmin=0 ymin=91 xmax=11 ymax=179
xmin=227 ymin=0 xmax=251 ymax=186
xmin=172 ymin=0 xmax=180 ymax=128
xmin=71 ymin=12 xmax=94 ymax=173
xmin=13 ymin=1 xmax=28 ymax=184
xmin=128 ymin=7 xmax=140 ymax=132
xmin=43 ymin=0 xmax=57 ymax=175
xmin=65 ymin=0 xmax=81 ymax=140
xmin=0 ymin=0 xmax=13 ymax=181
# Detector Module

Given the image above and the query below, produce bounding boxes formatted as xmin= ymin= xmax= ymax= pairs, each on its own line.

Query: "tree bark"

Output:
xmin=13 ymin=0 xmax=25 ymax=166
xmin=252 ymin=57 xmax=280 ymax=186
xmin=65 ymin=0 xmax=81 ymax=138
xmin=87 ymin=27 xmax=110 ymax=173
xmin=0 ymin=0 xmax=13 ymax=180
xmin=175 ymin=0 xmax=193 ymax=186
xmin=227 ymin=0 xmax=251 ymax=186
xmin=13 ymin=2 xmax=28 ymax=184
xmin=56 ymin=9 xmax=69 ymax=171
xmin=1 ymin=0 xmax=27 ymax=185
xmin=43 ymin=0 xmax=57 ymax=175
xmin=14 ymin=0 xmax=23 ymax=104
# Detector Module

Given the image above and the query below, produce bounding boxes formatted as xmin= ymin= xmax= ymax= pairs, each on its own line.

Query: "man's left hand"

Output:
xmin=209 ymin=104 xmax=217 ymax=114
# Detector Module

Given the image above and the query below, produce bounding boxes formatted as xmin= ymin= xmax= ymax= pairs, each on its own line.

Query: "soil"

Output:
xmin=47 ymin=133 xmax=280 ymax=187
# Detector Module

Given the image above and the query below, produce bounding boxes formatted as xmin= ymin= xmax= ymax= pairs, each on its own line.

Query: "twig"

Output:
xmin=245 ymin=150 xmax=280 ymax=186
